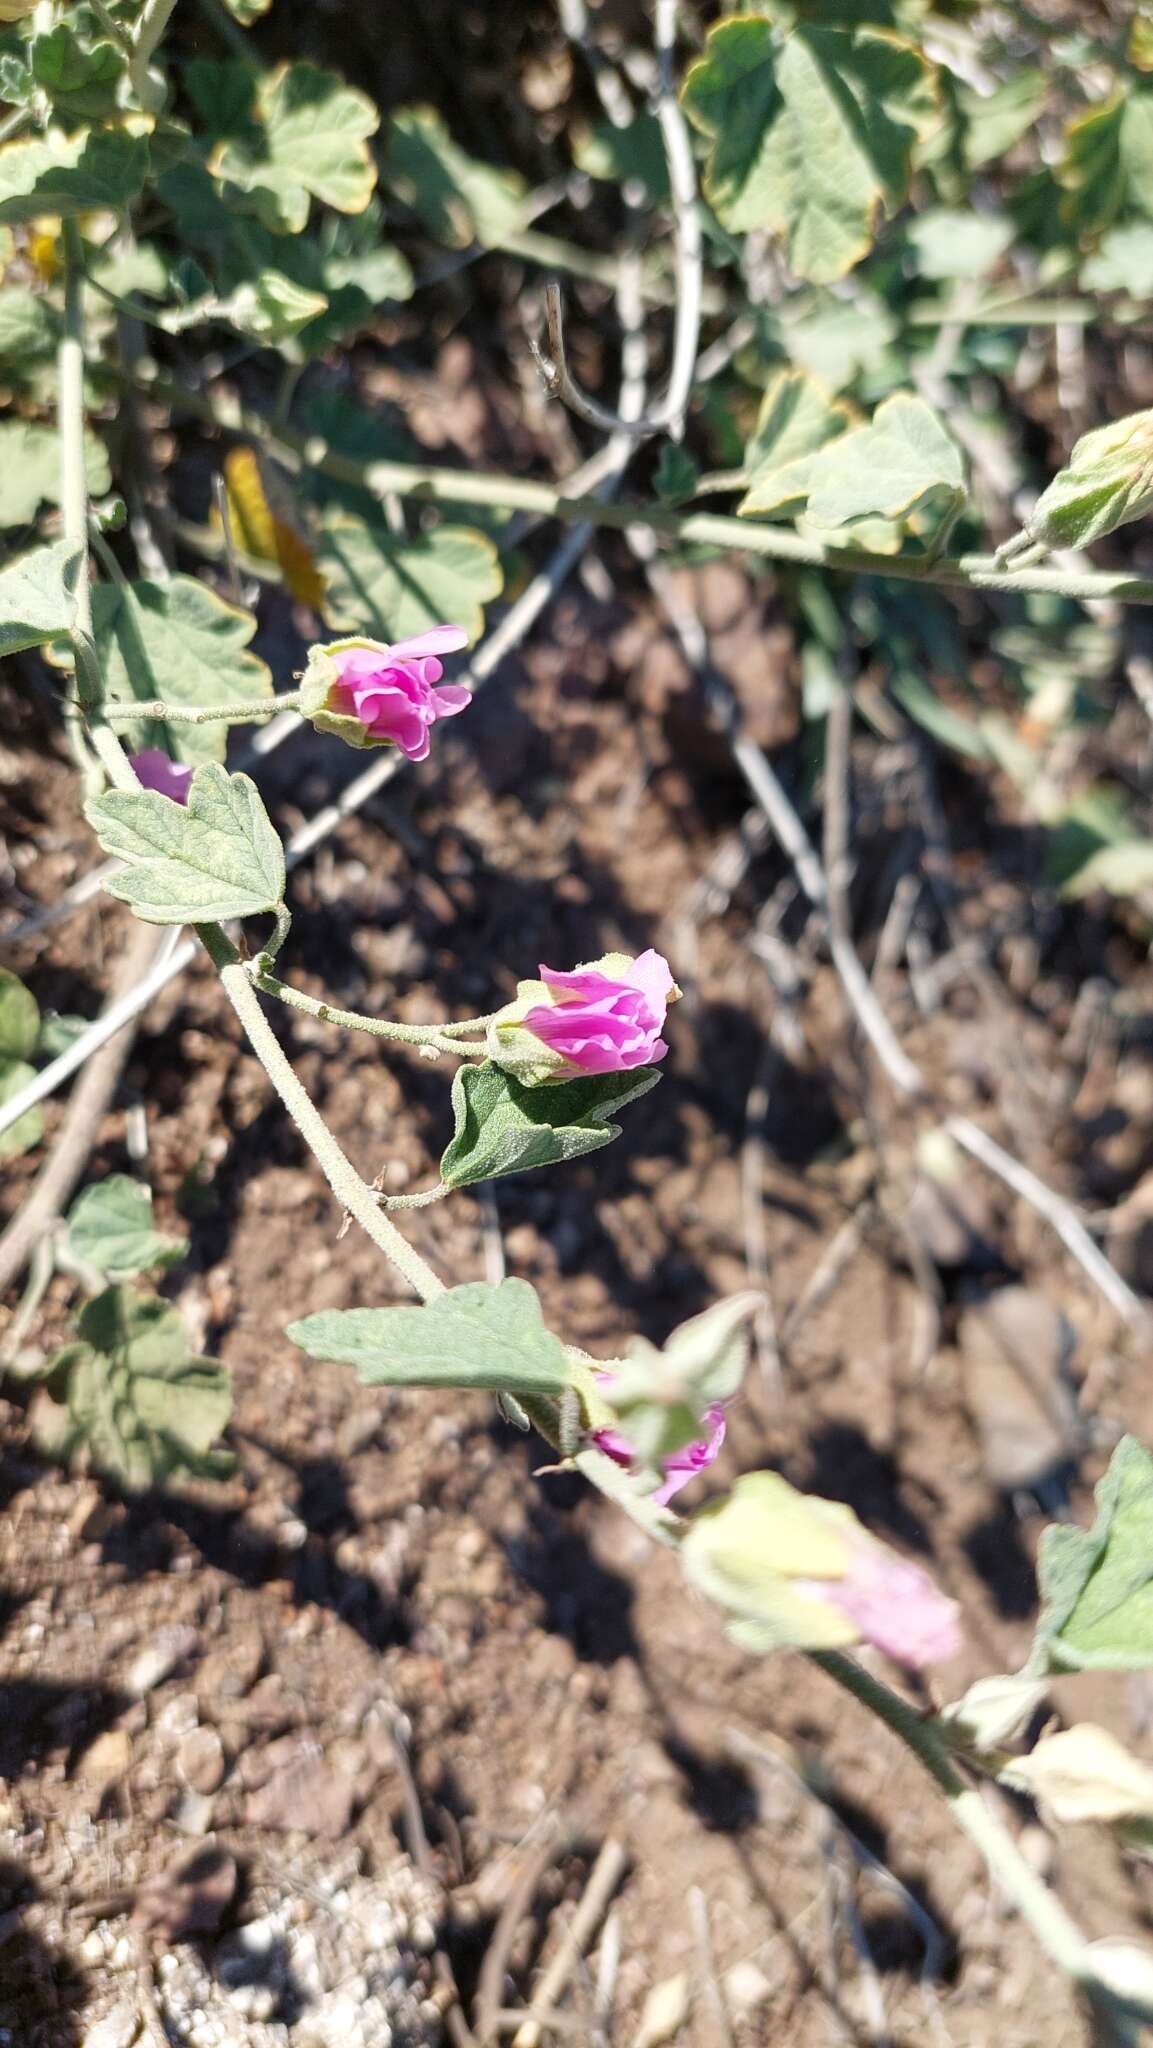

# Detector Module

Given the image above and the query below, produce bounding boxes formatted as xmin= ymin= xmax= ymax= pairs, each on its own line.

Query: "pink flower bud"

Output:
xmin=130 ymin=749 xmax=193 ymax=804
xmin=591 ymin=1373 xmax=726 ymax=1506
xmin=306 ymin=626 xmax=471 ymax=759
xmin=523 ymin=949 xmax=676 ymax=1076
xmin=797 ymin=1544 xmax=962 ymax=1671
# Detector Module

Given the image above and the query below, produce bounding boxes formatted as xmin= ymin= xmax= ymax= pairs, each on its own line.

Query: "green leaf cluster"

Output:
xmin=42 ymin=1286 xmax=232 ymax=1491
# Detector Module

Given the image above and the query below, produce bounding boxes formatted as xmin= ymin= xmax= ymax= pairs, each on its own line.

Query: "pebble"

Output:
xmin=177 ymin=1727 xmax=226 ymax=1795
xmin=126 ymin=1625 xmax=199 ymax=1697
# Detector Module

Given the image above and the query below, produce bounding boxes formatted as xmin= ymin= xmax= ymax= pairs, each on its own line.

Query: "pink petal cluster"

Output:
xmin=524 ymin=950 xmax=675 ymax=1075
xmin=329 ymin=625 xmax=471 ymax=760
xmin=798 ymin=1544 xmax=962 ymax=1671
xmin=130 ymin=749 xmax=193 ymax=805
xmin=592 ymin=1397 xmax=727 ymax=1507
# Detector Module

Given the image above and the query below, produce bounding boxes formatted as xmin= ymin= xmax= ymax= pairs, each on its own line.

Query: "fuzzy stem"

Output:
xmin=129 ymin=0 xmax=179 ymax=110
xmin=94 ymin=691 xmax=304 ymax=726
xmin=199 ymin=935 xmax=446 ymax=1302
xmin=101 ymin=365 xmax=1153 ymax=610
xmin=252 ymin=966 xmax=492 ymax=1057
xmin=810 ymin=1652 xmax=1111 ymax=1999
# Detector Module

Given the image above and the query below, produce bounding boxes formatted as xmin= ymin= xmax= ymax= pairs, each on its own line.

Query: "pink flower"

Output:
xmin=329 ymin=625 xmax=471 ymax=760
xmin=130 ymin=749 xmax=193 ymax=804
xmin=797 ymin=1544 xmax=962 ymax=1671
xmin=523 ymin=949 xmax=675 ymax=1075
xmin=592 ymin=1386 xmax=726 ymax=1507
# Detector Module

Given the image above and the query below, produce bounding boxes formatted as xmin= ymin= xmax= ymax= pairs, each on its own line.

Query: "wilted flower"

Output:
xmin=300 ymin=627 xmax=471 ymax=758
xmin=522 ymin=950 xmax=677 ymax=1076
xmin=130 ymin=749 xmax=193 ymax=804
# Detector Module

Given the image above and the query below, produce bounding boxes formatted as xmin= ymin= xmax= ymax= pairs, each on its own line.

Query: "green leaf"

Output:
xmin=67 ymin=1175 xmax=187 ymax=1278
xmin=0 ymin=539 xmax=80 ymax=657
xmin=75 ymin=575 xmax=271 ymax=766
xmin=319 ymin=516 xmax=503 ymax=643
xmin=384 ymin=105 xmax=527 ymax=249
xmin=0 ymin=421 xmax=109 ymax=529
xmin=1056 ymin=94 xmax=1153 ymax=242
xmin=0 ymin=126 xmax=148 ymax=224
xmin=220 ymin=0 xmax=272 ymax=20
xmin=224 ymin=267 xmax=329 ymax=344
xmin=806 ymin=391 xmax=964 ymax=529
xmin=1063 ymin=839 xmax=1153 ymax=901
xmin=1083 ymin=224 xmax=1153 ymax=296
xmin=890 ymin=671 xmax=989 ymax=761
xmin=0 ymin=968 xmax=39 ymax=1063
xmin=779 ymin=291 xmax=896 ymax=390
xmin=572 ymin=114 xmax=669 ymax=205
xmin=906 ymin=207 xmax=1013 ymax=281
xmin=288 ymin=1277 xmax=570 ymax=1396
xmin=212 ymin=60 xmax=379 ymax=235
xmin=30 ymin=25 xmax=124 ymax=123
xmin=0 ymin=285 xmax=59 ymax=365
xmin=653 ymin=444 xmax=701 ymax=506
xmin=441 ymin=1062 xmax=661 ymax=1191
xmin=55 ymin=1285 xmax=232 ymax=1491
xmin=0 ymin=1060 xmax=41 ymax=1160
xmin=739 ymin=368 xmax=855 ymax=519
xmin=1037 ymin=1437 xmax=1153 ymax=1672
xmin=961 ymin=71 xmax=1048 ymax=170
xmin=85 ymin=761 xmax=286 ymax=924
xmin=1025 ymin=411 xmax=1153 ymax=553
xmin=681 ymin=18 xmax=937 ymax=283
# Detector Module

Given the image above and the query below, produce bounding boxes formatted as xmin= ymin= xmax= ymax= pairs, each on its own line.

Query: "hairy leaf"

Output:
xmin=0 ymin=968 xmax=39 ymax=1063
xmin=1037 ymin=1437 xmax=1153 ymax=1671
xmin=0 ymin=540 xmax=80 ymax=656
xmin=288 ymin=1277 xmax=569 ymax=1395
xmin=86 ymin=763 xmax=286 ymax=924
xmin=0 ymin=421 xmax=109 ymax=529
xmin=212 ymin=61 xmax=379 ymax=234
xmin=0 ymin=1059 xmax=41 ymax=1160
xmin=806 ymin=392 xmax=964 ymax=529
xmin=319 ymin=515 xmax=502 ymax=643
xmin=53 ymin=1286 xmax=232 ymax=1491
xmin=441 ymin=1062 xmax=660 ymax=1190
xmin=681 ymin=17 xmax=937 ymax=282
xmin=71 ymin=575 xmax=272 ymax=766
xmin=0 ymin=126 xmax=148 ymax=223
xmin=30 ymin=25 xmax=124 ymax=122
xmin=68 ymin=1175 xmax=187 ymax=1278
xmin=384 ymin=105 xmax=527 ymax=249
xmin=739 ymin=368 xmax=855 ymax=519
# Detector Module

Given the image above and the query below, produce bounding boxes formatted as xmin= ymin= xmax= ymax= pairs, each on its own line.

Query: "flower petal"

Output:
xmin=387 ymin=624 xmax=470 ymax=660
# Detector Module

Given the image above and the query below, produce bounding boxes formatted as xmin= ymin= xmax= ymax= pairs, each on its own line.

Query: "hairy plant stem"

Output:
xmin=200 ymin=934 xmax=447 ymax=1302
xmin=252 ymin=965 xmax=493 ymax=1056
xmin=129 ymin=0 xmax=180 ymax=110
xmin=810 ymin=1652 xmax=1113 ymax=2000
xmin=60 ymin=225 xmax=137 ymax=796
xmin=95 ymin=691 xmax=304 ymax=725
xmin=102 ymin=364 xmax=1153 ymax=609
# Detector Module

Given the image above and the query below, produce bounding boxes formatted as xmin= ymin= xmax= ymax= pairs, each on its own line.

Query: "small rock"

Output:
xmin=243 ymin=1734 xmax=360 ymax=1839
xmin=959 ymin=1286 xmax=1081 ymax=1492
xmin=724 ymin=1959 xmax=773 ymax=2013
xmin=77 ymin=1727 xmax=132 ymax=1789
xmin=177 ymin=1727 xmax=226 ymax=1795
xmin=172 ymin=1788 xmax=216 ymax=1836
xmin=82 ymin=2005 xmax=142 ymax=2048
xmin=126 ymin=1626 xmax=198 ymax=1698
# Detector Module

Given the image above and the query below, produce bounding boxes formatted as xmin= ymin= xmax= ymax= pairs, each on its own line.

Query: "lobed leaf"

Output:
xmin=441 ymin=1062 xmax=661 ymax=1190
xmin=67 ymin=1175 xmax=187 ymax=1278
xmin=319 ymin=515 xmax=502 ymax=644
xmin=1037 ymin=1437 xmax=1153 ymax=1671
xmin=86 ymin=762 xmax=286 ymax=925
xmin=384 ymin=105 xmax=527 ymax=249
xmin=0 ymin=126 xmax=148 ymax=224
xmin=71 ymin=575 xmax=273 ymax=766
xmin=288 ymin=1277 xmax=569 ymax=1395
xmin=805 ymin=392 xmax=964 ymax=529
xmin=681 ymin=18 xmax=937 ymax=283
xmin=0 ymin=539 xmax=80 ymax=657
xmin=55 ymin=1286 xmax=232 ymax=1490
xmin=212 ymin=61 xmax=379 ymax=235
xmin=739 ymin=368 xmax=855 ymax=519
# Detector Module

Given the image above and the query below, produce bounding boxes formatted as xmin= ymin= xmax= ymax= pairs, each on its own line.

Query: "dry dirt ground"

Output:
xmin=4 ymin=565 xmax=1153 ymax=2047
